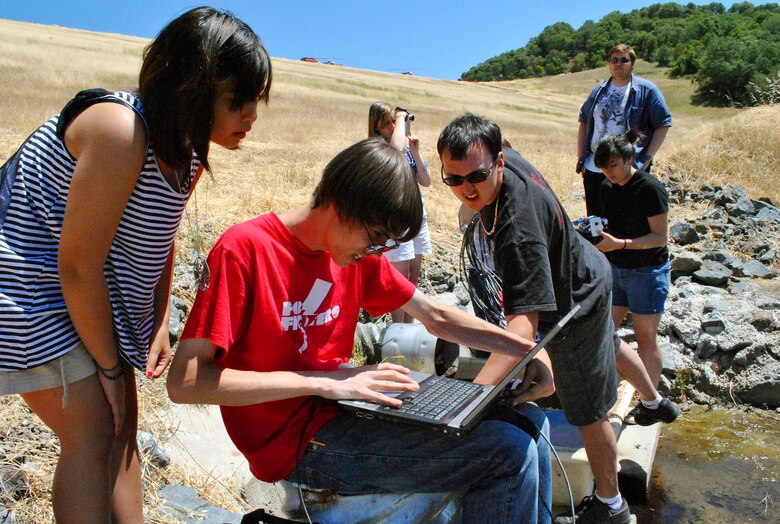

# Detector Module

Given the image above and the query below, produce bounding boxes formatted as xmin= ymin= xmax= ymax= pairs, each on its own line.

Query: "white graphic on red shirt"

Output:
xmin=280 ymin=278 xmax=340 ymax=353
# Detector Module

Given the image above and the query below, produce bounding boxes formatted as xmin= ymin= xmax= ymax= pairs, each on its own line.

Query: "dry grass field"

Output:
xmin=0 ymin=18 xmax=778 ymax=523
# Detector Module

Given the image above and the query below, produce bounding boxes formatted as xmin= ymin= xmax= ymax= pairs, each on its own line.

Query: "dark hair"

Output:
xmin=139 ymin=6 xmax=272 ymax=173
xmin=437 ymin=113 xmax=502 ymax=161
xmin=608 ymin=44 xmax=636 ymax=63
xmin=312 ymin=138 xmax=423 ymax=242
xmin=594 ymin=129 xmax=644 ymax=168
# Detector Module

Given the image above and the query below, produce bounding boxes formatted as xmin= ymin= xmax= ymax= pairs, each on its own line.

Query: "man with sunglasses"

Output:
xmin=439 ymin=113 xmax=633 ymax=523
xmin=168 ymin=138 xmax=554 ymax=523
xmin=577 ymin=43 xmax=672 ymax=215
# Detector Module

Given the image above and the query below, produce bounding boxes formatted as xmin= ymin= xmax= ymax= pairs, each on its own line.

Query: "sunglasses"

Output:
xmin=364 ymin=224 xmax=400 ymax=255
xmin=440 ymin=158 xmax=498 ymax=187
xmin=610 ymin=56 xmax=631 ymax=64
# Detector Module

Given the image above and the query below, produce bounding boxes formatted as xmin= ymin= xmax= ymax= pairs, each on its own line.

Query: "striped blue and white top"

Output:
xmin=0 ymin=91 xmax=199 ymax=371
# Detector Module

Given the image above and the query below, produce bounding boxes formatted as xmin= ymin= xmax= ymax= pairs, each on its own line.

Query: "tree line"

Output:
xmin=461 ymin=2 xmax=780 ymax=106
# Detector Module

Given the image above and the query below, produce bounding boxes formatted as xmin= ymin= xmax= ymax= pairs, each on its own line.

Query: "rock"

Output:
xmin=137 ymin=431 xmax=170 ymax=468
xmin=738 ymin=378 xmax=780 ymax=408
xmin=657 ymin=374 xmax=673 ymax=396
xmin=702 ymin=206 xmax=727 ymax=222
xmin=168 ymin=305 xmax=185 ymax=343
xmin=714 ymin=323 xmax=757 ymax=353
xmin=0 ymin=466 xmax=28 ymax=500
xmin=704 ymin=250 xmax=744 ymax=273
xmin=670 ymin=251 xmax=702 ymax=273
xmin=692 ymin=260 xmax=732 ymax=287
xmin=433 ymin=291 xmax=461 ymax=310
xmin=725 ymin=197 xmax=755 ymax=217
xmin=754 ymin=206 xmax=780 ymax=224
xmin=157 ymin=485 xmax=242 ymax=524
xmin=730 ymin=281 xmax=758 ymax=294
xmin=733 ymin=347 xmax=750 ymax=367
xmin=675 ymin=280 xmax=728 ymax=299
xmin=701 ymin=316 xmax=726 ymax=334
xmin=696 ymin=334 xmax=719 ymax=358
xmin=661 ymin=343 xmax=686 ymax=374
xmin=669 ymin=320 xmax=700 ymax=349
xmin=759 ymin=249 xmax=780 ymax=263
xmin=0 ymin=505 xmax=18 ymax=524
xmin=702 ymin=299 xmax=731 ymax=314
xmin=740 ymin=260 xmax=775 ymax=278
xmin=452 ymin=281 xmax=471 ymax=306
xmin=171 ymin=295 xmax=189 ymax=315
xmin=670 ymin=221 xmax=700 ymax=245
xmin=712 ymin=184 xmax=748 ymax=207
xmin=750 ymin=310 xmax=776 ymax=332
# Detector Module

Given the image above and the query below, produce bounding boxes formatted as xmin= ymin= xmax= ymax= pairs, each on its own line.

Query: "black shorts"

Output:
xmin=546 ymin=293 xmax=619 ymax=426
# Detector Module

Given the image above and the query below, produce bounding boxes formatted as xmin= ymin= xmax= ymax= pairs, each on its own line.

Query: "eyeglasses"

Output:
xmin=363 ymin=224 xmax=400 ymax=255
xmin=609 ymin=56 xmax=631 ymax=64
xmin=440 ymin=158 xmax=498 ymax=187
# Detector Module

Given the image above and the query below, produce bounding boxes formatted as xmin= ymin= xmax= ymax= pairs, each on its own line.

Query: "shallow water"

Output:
xmin=634 ymin=405 xmax=779 ymax=523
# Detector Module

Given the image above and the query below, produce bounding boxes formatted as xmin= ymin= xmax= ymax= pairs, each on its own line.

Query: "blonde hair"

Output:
xmin=368 ymin=101 xmax=394 ymax=138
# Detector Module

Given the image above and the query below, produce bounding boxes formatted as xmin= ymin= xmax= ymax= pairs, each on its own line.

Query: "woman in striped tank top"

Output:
xmin=0 ymin=7 xmax=272 ymax=522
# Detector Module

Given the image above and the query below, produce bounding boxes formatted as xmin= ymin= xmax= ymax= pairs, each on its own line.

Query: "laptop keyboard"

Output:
xmin=381 ymin=375 xmax=484 ymax=421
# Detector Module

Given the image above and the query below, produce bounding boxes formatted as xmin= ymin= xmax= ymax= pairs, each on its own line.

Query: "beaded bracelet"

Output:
xmin=98 ymin=362 xmax=124 ymax=380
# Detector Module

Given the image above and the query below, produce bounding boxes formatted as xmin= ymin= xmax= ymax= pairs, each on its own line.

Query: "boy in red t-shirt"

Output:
xmin=168 ymin=138 xmax=554 ymax=523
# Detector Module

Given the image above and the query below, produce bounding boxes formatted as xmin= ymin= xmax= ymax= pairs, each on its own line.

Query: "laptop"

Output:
xmin=339 ymin=305 xmax=579 ymax=436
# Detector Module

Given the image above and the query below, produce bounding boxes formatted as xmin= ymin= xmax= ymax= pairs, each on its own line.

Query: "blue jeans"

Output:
xmin=290 ymin=402 xmax=552 ymax=524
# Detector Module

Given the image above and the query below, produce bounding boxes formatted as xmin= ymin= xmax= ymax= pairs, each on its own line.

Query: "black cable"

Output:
xmin=459 ymin=214 xmax=506 ymax=329
xmin=459 ymin=221 xmax=576 ymax=521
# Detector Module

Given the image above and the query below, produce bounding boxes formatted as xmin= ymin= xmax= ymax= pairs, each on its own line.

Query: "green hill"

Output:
xmin=462 ymin=1 xmax=780 ymax=106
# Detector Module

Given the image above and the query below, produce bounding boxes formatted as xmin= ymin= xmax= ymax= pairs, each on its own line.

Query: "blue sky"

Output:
xmin=2 ymin=0 xmax=739 ymax=80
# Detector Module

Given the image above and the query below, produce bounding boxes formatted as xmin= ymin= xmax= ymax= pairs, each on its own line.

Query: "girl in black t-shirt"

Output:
xmin=594 ymin=130 xmax=670 ymax=389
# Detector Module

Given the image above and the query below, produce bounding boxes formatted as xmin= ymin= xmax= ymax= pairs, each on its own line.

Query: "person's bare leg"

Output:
xmin=632 ymin=312 xmax=664 ymax=388
xmin=615 ymin=340 xmax=659 ymax=402
xmin=578 ymin=418 xmax=620 ymax=499
xmin=23 ymin=375 xmax=114 ymax=524
xmin=390 ymin=259 xmax=412 ymax=323
xmin=110 ymin=371 xmax=144 ymax=523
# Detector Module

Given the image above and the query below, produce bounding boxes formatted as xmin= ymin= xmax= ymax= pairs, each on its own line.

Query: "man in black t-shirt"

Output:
xmin=438 ymin=114 xmax=632 ymax=524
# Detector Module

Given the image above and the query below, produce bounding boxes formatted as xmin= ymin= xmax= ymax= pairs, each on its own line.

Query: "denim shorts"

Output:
xmin=0 ymin=342 xmax=96 ymax=408
xmin=611 ymin=261 xmax=671 ymax=315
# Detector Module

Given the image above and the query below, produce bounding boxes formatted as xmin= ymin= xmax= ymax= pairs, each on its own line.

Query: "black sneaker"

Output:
xmin=554 ymin=495 xmax=631 ymax=524
xmin=633 ymin=398 xmax=680 ymax=426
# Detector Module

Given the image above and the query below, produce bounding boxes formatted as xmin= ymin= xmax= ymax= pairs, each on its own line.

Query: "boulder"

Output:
xmin=692 ymin=260 xmax=732 ymax=287
xmin=738 ymin=378 xmax=780 ymax=408
xmin=670 ymin=221 xmax=700 ymax=245
xmin=670 ymin=251 xmax=702 ymax=274
xmin=157 ymin=485 xmax=242 ymax=524
xmin=740 ymin=260 xmax=775 ymax=278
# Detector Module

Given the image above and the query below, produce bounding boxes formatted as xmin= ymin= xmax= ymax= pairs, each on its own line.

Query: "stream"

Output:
xmin=633 ymin=405 xmax=779 ymax=523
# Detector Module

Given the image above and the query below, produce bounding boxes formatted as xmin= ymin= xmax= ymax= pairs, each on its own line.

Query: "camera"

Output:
xmin=395 ymin=106 xmax=415 ymax=136
xmin=573 ymin=216 xmax=608 ymax=245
